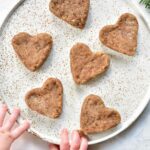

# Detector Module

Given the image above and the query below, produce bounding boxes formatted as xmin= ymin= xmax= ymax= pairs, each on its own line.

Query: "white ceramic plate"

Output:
xmin=0 ymin=0 xmax=150 ymax=145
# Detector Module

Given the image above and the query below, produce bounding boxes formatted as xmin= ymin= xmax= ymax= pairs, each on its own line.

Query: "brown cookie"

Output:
xmin=100 ymin=13 xmax=138 ymax=56
xmin=80 ymin=95 xmax=121 ymax=134
xmin=70 ymin=43 xmax=110 ymax=84
xmin=12 ymin=32 xmax=53 ymax=71
xmin=49 ymin=0 xmax=90 ymax=29
xmin=77 ymin=130 xmax=89 ymax=140
xmin=25 ymin=78 xmax=63 ymax=118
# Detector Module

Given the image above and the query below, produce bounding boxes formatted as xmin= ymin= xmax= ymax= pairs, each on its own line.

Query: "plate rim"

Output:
xmin=0 ymin=0 xmax=150 ymax=145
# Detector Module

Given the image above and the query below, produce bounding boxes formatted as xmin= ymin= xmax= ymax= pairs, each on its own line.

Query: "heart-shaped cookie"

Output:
xmin=25 ymin=78 xmax=63 ymax=118
xmin=12 ymin=32 xmax=53 ymax=71
xmin=70 ymin=43 xmax=110 ymax=84
xmin=80 ymin=95 xmax=121 ymax=134
xmin=49 ymin=0 xmax=90 ymax=29
xmin=100 ymin=13 xmax=138 ymax=56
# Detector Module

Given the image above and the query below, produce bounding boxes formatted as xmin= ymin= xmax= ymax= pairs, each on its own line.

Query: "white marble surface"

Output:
xmin=0 ymin=1 xmax=150 ymax=150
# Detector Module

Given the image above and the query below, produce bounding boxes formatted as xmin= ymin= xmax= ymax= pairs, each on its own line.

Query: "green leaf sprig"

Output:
xmin=140 ymin=0 xmax=150 ymax=8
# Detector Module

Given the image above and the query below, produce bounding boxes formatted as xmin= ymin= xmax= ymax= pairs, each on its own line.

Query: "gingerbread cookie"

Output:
xmin=25 ymin=78 xmax=63 ymax=118
xmin=70 ymin=43 xmax=110 ymax=84
xmin=80 ymin=95 xmax=121 ymax=134
xmin=100 ymin=13 xmax=138 ymax=56
xmin=12 ymin=32 xmax=53 ymax=71
xmin=50 ymin=0 xmax=90 ymax=29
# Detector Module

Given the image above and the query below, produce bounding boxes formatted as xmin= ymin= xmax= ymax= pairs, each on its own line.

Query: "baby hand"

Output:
xmin=49 ymin=129 xmax=88 ymax=150
xmin=0 ymin=104 xmax=30 ymax=150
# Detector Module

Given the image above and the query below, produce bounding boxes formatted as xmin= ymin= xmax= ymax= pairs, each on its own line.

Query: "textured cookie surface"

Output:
xmin=12 ymin=32 xmax=53 ymax=71
xmin=100 ymin=13 xmax=138 ymax=56
xmin=25 ymin=78 xmax=63 ymax=118
xmin=49 ymin=0 xmax=89 ymax=29
xmin=80 ymin=95 xmax=121 ymax=134
xmin=70 ymin=43 xmax=110 ymax=84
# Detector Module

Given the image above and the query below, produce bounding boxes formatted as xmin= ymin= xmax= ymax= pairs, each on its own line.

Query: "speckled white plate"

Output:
xmin=0 ymin=0 xmax=150 ymax=145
